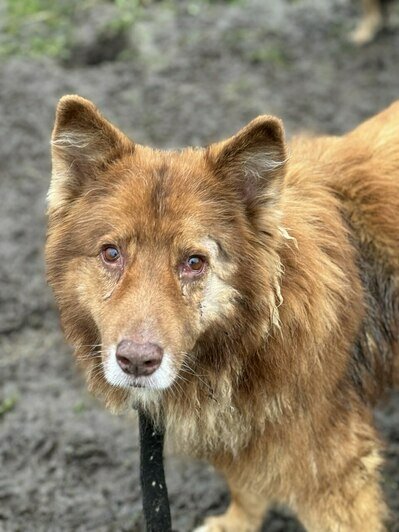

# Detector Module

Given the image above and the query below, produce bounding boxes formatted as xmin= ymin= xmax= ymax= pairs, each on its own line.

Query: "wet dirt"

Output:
xmin=0 ymin=0 xmax=398 ymax=530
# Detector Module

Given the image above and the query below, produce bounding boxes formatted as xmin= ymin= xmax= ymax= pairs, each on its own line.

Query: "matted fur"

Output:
xmin=46 ymin=96 xmax=399 ymax=532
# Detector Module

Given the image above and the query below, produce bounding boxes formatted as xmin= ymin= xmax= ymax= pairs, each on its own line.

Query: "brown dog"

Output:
xmin=46 ymin=96 xmax=399 ymax=531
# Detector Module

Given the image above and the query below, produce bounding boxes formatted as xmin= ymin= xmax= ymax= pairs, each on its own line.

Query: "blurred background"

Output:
xmin=0 ymin=0 xmax=398 ymax=530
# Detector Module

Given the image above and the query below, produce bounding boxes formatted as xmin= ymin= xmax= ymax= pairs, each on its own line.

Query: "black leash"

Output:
xmin=139 ymin=409 xmax=172 ymax=531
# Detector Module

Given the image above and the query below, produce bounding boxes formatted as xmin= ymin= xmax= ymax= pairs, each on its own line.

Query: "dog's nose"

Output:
xmin=115 ymin=340 xmax=163 ymax=377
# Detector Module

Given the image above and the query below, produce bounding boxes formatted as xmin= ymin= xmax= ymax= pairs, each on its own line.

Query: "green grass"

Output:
xmin=0 ymin=395 xmax=18 ymax=417
xmin=0 ymin=0 xmax=248 ymax=60
xmin=0 ymin=0 xmax=141 ymax=60
xmin=73 ymin=400 xmax=87 ymax=414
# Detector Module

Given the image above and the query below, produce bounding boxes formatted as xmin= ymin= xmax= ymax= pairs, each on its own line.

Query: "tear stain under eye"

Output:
xmin=102 ymin=270 xmax=123 ymax=300
xmin=103 ymin=286 xmax=116 ymax=300
xmin=181 ymin=283 xmax=189 ymax=298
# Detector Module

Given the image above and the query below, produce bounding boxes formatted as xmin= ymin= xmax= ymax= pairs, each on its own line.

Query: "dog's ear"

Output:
xmin=49 ymin=95 xmax=134 ymax=211
xmin=208 ymin=116 xmax=287 ymax=215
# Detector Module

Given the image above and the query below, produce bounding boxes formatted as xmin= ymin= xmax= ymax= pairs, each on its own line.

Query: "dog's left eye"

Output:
xmin=187 ymin=256 xmax=205 ymax=271
xmin=180 ymin=255 xmax=207 ymax=279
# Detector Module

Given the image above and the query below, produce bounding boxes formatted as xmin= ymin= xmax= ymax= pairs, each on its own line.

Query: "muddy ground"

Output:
xmin=0 ymin=0 xmax=399 ymax=530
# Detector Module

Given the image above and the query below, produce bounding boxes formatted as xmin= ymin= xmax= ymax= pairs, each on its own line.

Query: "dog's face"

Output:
xmin=46 ymin=96 xmax=286 ymax=406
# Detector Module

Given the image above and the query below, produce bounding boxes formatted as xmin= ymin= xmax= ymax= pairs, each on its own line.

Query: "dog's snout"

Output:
xmin=115 ymin=340 xmax=163 ymax=377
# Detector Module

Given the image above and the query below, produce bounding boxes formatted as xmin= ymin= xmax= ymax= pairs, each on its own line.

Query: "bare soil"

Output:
xmin=0 ymin=0 xmax=398 ymax=530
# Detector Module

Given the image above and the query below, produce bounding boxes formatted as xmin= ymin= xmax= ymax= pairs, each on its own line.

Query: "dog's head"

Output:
xmin=46 ymin=96 xmax=287 ymax=411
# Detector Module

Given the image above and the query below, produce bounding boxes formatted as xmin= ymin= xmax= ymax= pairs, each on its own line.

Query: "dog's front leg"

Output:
xmin=194 ymin=485 xmax=270 ymax=532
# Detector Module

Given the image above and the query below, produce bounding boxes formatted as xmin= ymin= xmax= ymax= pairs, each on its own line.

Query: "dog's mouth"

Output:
xmin=128 ymin=380 xmax=145 ymax=388
xmin=126 ymin=377 xmax=154 ymax=389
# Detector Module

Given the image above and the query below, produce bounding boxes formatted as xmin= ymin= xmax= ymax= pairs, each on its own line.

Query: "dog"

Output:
xmin=46 ymin=95 xmax=399 ymax=531
xmin=350 ymin=0 xmax=390 ymax=44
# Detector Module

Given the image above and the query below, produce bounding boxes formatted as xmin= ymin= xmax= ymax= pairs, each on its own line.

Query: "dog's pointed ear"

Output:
xmin=49 ymin=95 xmax=134 ymax=211
xmin=208 ymin=116 xmax=287 ymax=214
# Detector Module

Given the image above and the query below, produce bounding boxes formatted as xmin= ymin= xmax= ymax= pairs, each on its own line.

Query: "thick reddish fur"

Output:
xmin=46 ymin=96 xmax=399 ymax=531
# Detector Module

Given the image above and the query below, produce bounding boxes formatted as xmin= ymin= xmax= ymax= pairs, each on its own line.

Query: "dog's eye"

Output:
xmin=187 ymin=256 xmax=205 ymax=271
xmin=180 ymin=255 xmax=207 ymax=279
xmin=101 ymin=245 xmax=120 ymax=263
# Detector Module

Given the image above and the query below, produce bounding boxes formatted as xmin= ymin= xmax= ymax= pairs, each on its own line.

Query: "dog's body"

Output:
xmin=46 ymin=97 xmax=399 ymax=531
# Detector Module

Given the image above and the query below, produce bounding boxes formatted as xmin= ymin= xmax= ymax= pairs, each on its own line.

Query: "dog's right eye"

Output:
xmin=101 ymin=245 xmax=120 ymax=263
